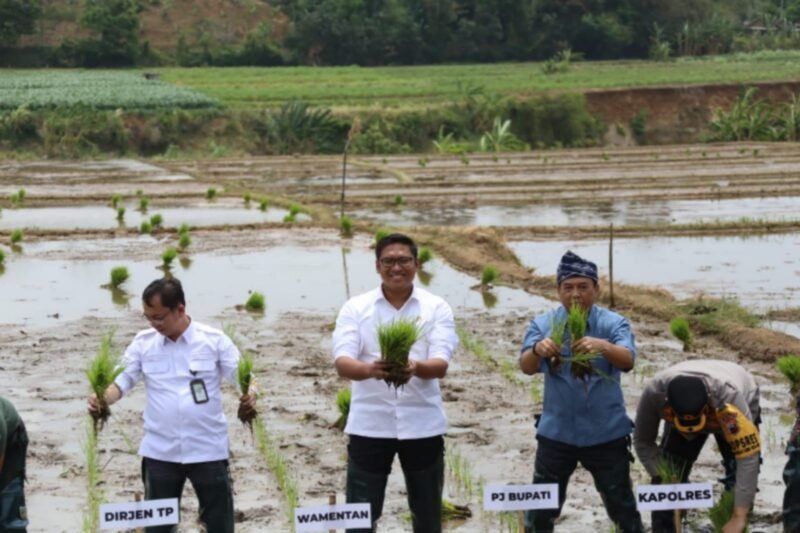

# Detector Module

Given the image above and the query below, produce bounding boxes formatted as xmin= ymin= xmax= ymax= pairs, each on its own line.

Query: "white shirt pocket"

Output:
xmin=142 ymin=359 xmax=169 ymax=375
xmin=189 ymin=352 xmax=217 ymax=375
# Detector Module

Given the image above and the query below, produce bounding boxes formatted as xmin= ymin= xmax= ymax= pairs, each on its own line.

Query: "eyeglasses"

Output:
xmin=378 ymin=256 xmax=415 ymax=268
xmin=143 ymin=312 xmax=170 ymax=325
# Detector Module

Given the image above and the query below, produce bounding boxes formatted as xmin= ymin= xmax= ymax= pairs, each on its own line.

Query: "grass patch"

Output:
xmin=109 ymin=266 xmax=129 ymax=289
xmin=777 ymin=355 xmax=800 ymax=394
xmin=86 ymin=331 xmax=123 ymax=434
xmin=670 ymin=317 xmax=693 ymax=351
xmin=245 ymin=291 xmax=265 ymax=312
xmin=377 ymin=318 xmax=422 ymax=388
xmin=253 ymin=418 xmax=299 ymax=528
xmin=441 ymin=499 xmax=471 ymax=521
xmin=679 ymin=296 xmax=760 ymax=334
xmin=9 ymin=229 xmax=23 ymax=244
xmin=333 ymin=387 xmax=351 ymax=430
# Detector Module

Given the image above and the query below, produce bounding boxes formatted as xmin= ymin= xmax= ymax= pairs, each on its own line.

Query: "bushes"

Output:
xmin=508 ymin=94 xmax=603 ymax=148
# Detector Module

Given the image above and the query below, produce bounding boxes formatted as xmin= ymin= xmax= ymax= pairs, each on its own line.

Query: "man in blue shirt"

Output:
xmin=519 ymin=251 xmax=643 ymax=532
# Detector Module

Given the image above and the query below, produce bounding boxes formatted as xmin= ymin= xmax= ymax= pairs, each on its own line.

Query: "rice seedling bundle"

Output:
xmin=394 ymin=195 xmax=405 ymax=206
xmin=116 ymin=207 xmax=125 ymax=221
xmin=283 ymin=214 xmax=296 ymax=223
xmin=670 ymin=317 xmax=693 ymax=352
xmin=178 ymin=223 xmax=190 ymax=235
xmin=777 ymin=355 xmax=800 ymax=394
xmin=140 ymin=221 xmax=152 ymax=234
xmin=418 ymin=247 xmax=433 ymax=264
xmin=0 ymin=248 xmax=5 ymax=264
xmin=245 ymin=291 xmax=265 ymax=311
xmin=206 ymin=187 xmax=217 ymax=199
xmin=259 ymin=197 xmax=269 ymax=211
xmin=162 ymin=247 xmax=178 ymax=267
xmin=377 ymin=318 xmax=422 ymax=388
xmin=8 ymin=193 xmax=19 ymax=204
xmin=17 ymin=189 xmax=25 ymax=202
xmin=110 ymin=194 xmax=121 ymax=208
xmin=86 ymin=332 xmax=123 ymax=434
xmin=289 ymin=204 xmax=302 ymax=217
xmin=10 ymin=229 xmax=23 ymax=244
xmin=375 ymin=229 xmax=391 ymax=243
xmin=136 ymin=189 xmax=143 ymax=196
xmin=138 ymin=197 xmax=149 ymax=212
xmin=178 ymin=232 xmax=191 ymax=250
xmin=339 ymin=215 xmax=353 ymax=236
xmin=656 ymin=456 xmax=684 ymax=531
xmin=236 ymin=352 xmax=257 ymax=428
xmin=150 ymin=213 xmax=163 ymax=228
xmin=243 ymin=192 xmax=252 ymax=204
xmin=109 ymin=266 xmax=129 ymax=289
xmin=480 ymin=265 xmax=498 ymax=287
xmin=441 ymin=500 xmax=472 ymax=521
xmin=567 ymin=302 xmax=593 ymax=380
xmin=334 ymin=387 xmax=351 ymax=430
xmin=548 ymin=315 xmax=567 ymax=372
xmin=708 ymin=491 xmax=747 ymax=533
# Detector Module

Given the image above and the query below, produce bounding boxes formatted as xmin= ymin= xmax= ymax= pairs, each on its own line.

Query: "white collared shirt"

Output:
xmin=332 ymin=285 xmax=458 ymax=440
xmin=114 ymin=320 xmax=240 ymax=464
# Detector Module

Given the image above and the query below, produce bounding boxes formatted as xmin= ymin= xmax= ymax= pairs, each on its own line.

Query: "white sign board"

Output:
xmin=294 ymin=503 xmax=371 ymax=532
xmin=636 ymin=482 xmax=714 ymax=511
xmin=483 ymin=483 xmax=559 ymax=511
xmin=100 ymin=498 xmax=179 ymax=529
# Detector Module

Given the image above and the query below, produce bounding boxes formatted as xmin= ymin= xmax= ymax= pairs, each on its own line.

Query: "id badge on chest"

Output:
xmin=190 ymin=378 xmax=209 ymax=404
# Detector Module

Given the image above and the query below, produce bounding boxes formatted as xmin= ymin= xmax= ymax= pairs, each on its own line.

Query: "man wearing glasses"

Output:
xmin=88 ymin=277 xmax=257 ymax=533
xmin=332 ymin=233 xmax=458 ymax=532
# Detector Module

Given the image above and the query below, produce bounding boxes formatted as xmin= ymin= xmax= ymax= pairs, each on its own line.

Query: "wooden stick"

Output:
xmin=329 ymin=493 xmax=337 ymax=533
xmin=517 ymin=510 xmax=525 ymax=532
xmin=673 ymin=509 xmax=682 ymax=533
xmin=608 ymin=223 xmax=615 ymax=309
xmin=135 ymin=492 xmax=144 ymax=533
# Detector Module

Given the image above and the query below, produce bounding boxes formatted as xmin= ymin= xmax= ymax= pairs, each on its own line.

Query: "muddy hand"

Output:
xmin=395 ymin=360 xmax=417 ymax=386
xmin=534 ymin=338 xmax=560 ymax=359
xmin=572 ymin=336 xmax=606 ymax=355
xmin=369 ymin=360 xmax=396 ymax=380
xmin=238 ymin=393 xmax=258 ymax=422
xmin=87 ymin=393 xmax=100 ymax=415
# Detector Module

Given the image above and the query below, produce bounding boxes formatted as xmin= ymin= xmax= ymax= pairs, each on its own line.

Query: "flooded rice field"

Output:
xmin=1 ymin=145 xmax=799 ymax=532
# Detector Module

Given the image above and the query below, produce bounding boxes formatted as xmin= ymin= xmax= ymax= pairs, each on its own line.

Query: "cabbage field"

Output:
xmin=0 ymin=71 xmax=219 ymax=110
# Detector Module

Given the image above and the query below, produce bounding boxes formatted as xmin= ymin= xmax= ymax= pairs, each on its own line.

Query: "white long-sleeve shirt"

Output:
xmin=114 ymin=320 xmax=240 ymax=464
xmin=332 ymin=285 xmax=458 ymax=440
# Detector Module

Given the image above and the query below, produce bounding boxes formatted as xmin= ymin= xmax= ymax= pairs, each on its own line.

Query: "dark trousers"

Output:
xmin=785 ymin=435 xmax=800 ymax=533
xmin=141 ymin=457 xmax=234 ymax=533
xmin=346 ymin=434 xmax=444 ymax=533
xmin=524 ymin=435 xmax=643 ymax=533
xmin=0 ymin=422 xmax=28 ymax=532
xmin=651 ymin=425 xmax=738 ymax=533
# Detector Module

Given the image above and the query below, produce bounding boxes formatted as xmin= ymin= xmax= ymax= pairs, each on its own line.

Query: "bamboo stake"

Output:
xmin=673 ymin=509 xmax=682 ymax=532
xmin=517 ymin=510 xmax=525 ymax=531
xmin=135 ymin=492 xmax=144 ymax=533
xmin=608 ymin=223 xmax=615 ymax=309
xmin=329 ymin=494 xmax=337 ymax=533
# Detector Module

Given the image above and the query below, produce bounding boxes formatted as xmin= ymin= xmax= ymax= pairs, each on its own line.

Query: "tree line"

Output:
xmin=3 ymin=0 xmax=800 ymax=67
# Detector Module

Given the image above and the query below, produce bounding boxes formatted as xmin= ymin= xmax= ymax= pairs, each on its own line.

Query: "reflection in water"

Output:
xmin=110 ymin=288 xmax=131 ymax=308
xmin=10 ymin=244 xmax=22 ymax=254
xmin=179 ymin=256 xmax=192 ymax=270
xmin=417 ymin=269 xmax=432 ymax=286
xmin=481 ymin=290 xmax=498 ymax=309
xmin=341 ymin=247 xmax=351 ymax=300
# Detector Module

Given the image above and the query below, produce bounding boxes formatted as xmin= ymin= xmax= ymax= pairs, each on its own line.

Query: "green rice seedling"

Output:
xmin=0 ymin=249 xmax=5 ymax=265
xmin=339 ymin=215 xmax=353 ymax=236
xmin=138 ymin=197 xmax=149 ymax=212
xmin=334 ymin=387 xmax=351 ymax=430
xmin=283 ymin=214 xmax=296 ymax=224
xmin=178 ymin=223 xmax=190 ymax=235
xmin=777 ymin=355 xmax=800 ymax=394
xmin=567 ymin=302 xmax=593 ymax=380
xmin=139 ymin=221 xmax=152 ymax=234
xmin=670 ymin=317 xmax=693 ymax=352
xmin=162 ymin=247 xmax=178 ymax=268
xmin=418 ymin=247 xmax=433 ymax=264
xmin=375 ymin=228 xmax=391 ymax=243
xmin=655 ymin=456 xmax=685 ymax=531
xmin=116 ymin=207 xmax=125 ymax=221
xmin=708 ymin=491 xmax=745 ymax=533
xmin=86 ymin=332 xmax=123 ymax=434
xmin=236 ymin=351 xmax=257 ymax=429
xmin=9 ymin=229 xmax=23 ymax=244
xmin=83 ymin=418 xmax=101 ymax=533
xmin=259 ymin=197 xmax=269 ymax=211
xmin=253 ymin=418 xmax=298 ymax=523
xmin=441 ymin=499 xmax=472 ymax=521
xmin=17 ymin=189 xmax=25 ymax=202
xmin=109 ymin=266 xmax=129 ymax=289
xmin=206 ymin=187 xmax=217 ymax=199
xmin=289 ymin=203 xmax=302 ymax=217
xmin=178 ymin=232 xmax=191 ymax=251
xmin=245 ymin=291 xmax=265 ymax=311
xmin=548 ymin=315 xmax=567 ymax=372
xmin=136 ymin=189 xmax=143 ymax=196
xmin=111 ymin=194 xmax=121 ymax=208
xmin=8 ymin=193 xmax=19 ymax=205
xmin=480 ymin=265 xmax=499 ymax=287
xmin=394 ymin=194 xmax=405 ymax=206
xmin=243 ymin=192 xmax=252 ymax=204
xmin=377 ymin=318 xmax=422 ymax=388
xmin=150 ymin=213 xmax=163 ymax=228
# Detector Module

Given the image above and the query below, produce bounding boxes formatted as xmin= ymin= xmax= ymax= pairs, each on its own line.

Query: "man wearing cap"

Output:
xmin=784 ymin=391 xmax=800 ymax=532
xmin=634 ymin=360 xmax=761 ymax=533
xmin=519 ymin=251 xmax=643 ymax=532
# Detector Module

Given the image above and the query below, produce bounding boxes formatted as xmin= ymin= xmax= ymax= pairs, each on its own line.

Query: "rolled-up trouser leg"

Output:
xmin=402 ymin=449 xmax=444 ymax=533
xmin=784 ymin=439 xmax=800 ymax=533
xmin=524 ymin=437 xmax=578 ymax=533
xmin=346 ymin=461 xmax=389 ymax=533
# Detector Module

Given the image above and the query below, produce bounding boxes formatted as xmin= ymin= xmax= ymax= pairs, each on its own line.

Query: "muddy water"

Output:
xmin=0 ymin=202 xmax=293 ymax=230
xmin=510 ymin=234 xmax=800 ymax=311
xmin=0 ymin=242 xmax=549 ymax=327
xmin=352 ymin=196 xmax=800 ymax=227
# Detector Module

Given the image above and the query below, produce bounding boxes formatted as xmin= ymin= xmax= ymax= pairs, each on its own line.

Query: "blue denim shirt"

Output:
xmin=521 ymin=304 xmax=636 ymax=447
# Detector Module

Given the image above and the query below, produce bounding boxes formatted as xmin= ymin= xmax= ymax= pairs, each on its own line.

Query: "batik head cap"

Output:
xmin=556 ymin=250 xmax=598 ymax=286
xmin=667 ymin=375 xmax=709 ymax=433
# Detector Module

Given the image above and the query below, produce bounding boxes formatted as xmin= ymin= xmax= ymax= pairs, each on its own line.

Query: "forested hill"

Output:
xmin=4 ymin=0 xmax=800 ymax=67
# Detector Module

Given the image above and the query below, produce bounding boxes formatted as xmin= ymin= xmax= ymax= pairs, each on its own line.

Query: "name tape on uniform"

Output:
xmin=294 ymin=503 xmax=371 ymax=532
xmin=484 ymin=483 xmax=559 ymax=511
xmin=100 ymin=498 xmax=179 ymax=529
xmin=636 ymin=482 xmax=714 ymax=511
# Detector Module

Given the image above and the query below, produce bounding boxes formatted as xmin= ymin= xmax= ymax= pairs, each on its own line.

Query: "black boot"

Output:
xmin=346 ymin=461 xmax=389 ymax=533
xmin=403 ymin=452 xmax=444 ymax=533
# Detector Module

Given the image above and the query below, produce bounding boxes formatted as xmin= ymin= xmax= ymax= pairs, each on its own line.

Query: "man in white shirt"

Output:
xmin=332 ymin=233 xmax=458 ymax=533
xmin=88 ymin=277 xmax=256 ymax=533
